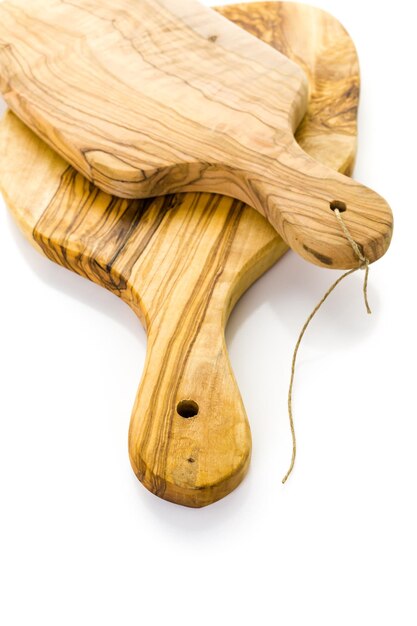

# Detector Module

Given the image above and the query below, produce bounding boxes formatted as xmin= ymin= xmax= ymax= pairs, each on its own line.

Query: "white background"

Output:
xmin=0 ymin=1 xmax=415 ymax=624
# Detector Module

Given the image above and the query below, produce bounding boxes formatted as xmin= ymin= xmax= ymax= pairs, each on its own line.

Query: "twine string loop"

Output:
xmin=282 ymin=208 xmax=371 ymax=485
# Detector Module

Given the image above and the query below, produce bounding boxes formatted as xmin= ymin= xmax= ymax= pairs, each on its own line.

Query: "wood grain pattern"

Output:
xmin=1 ymin=2 xmax=360 ymax=507
xmin=0 ymin=0 xmax=392 ymax=269
xmin=217 ymin=2 xmax=360 ymax=177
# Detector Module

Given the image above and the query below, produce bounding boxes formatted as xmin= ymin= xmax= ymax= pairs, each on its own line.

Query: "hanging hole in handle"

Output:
xmin=330 ymin=200 xmax=347 ymax=213
xmin=177 ymin=400 xmax=199 ymax=419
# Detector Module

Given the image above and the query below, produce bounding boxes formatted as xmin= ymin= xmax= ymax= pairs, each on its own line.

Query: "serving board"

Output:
xmin=0 ymin=0 xmax=392 ymax=268
xmin=1 ymin=2 xmax=360 ymax=507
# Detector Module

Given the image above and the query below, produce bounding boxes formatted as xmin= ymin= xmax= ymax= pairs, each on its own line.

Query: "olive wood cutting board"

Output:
xmin=1 ymin=2 xmax=360 ymax=507
xmin=0 ymin=0 xmax=392 ymax=269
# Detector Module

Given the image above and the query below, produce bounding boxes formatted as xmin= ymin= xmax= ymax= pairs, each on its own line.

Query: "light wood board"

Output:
xmin=0 ymin=0 xmax=392 ymax=268
xmin=1 ymin=2 xmax=360 ymax=507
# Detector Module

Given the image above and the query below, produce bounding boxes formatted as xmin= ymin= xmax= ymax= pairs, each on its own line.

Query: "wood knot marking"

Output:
xmin=208 ymin=35 xmax=218 ymax=43
xmin=187 ymin=457 xmax=196 ymax=464
xmin=302 ymin=244 xmax=333 ymax=266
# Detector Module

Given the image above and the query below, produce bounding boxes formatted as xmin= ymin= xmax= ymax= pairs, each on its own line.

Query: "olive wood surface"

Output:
xmin=1 ymin=2 xmax=360 ymax=507
xmin=0 ymin=0 xmax=392 ymax=268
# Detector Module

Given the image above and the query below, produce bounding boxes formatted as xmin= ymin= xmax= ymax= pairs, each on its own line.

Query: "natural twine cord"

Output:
xmin=282 ymin=208 xmax=372 ymax=484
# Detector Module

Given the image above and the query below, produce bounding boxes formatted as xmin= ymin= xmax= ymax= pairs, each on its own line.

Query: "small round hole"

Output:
xmin=177 ymin=400 xmax=199 ymax=419
xmin=330 ymin=200 xmax=347 ymax=213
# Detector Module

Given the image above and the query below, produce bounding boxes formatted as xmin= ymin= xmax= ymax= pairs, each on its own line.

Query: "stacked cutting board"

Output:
xmin=0 ymin=0 xmax=393 ymax=507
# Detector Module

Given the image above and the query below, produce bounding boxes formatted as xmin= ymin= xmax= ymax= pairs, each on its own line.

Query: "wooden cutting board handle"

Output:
xmin=128 ymin=256 xmax=252 ymax=507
